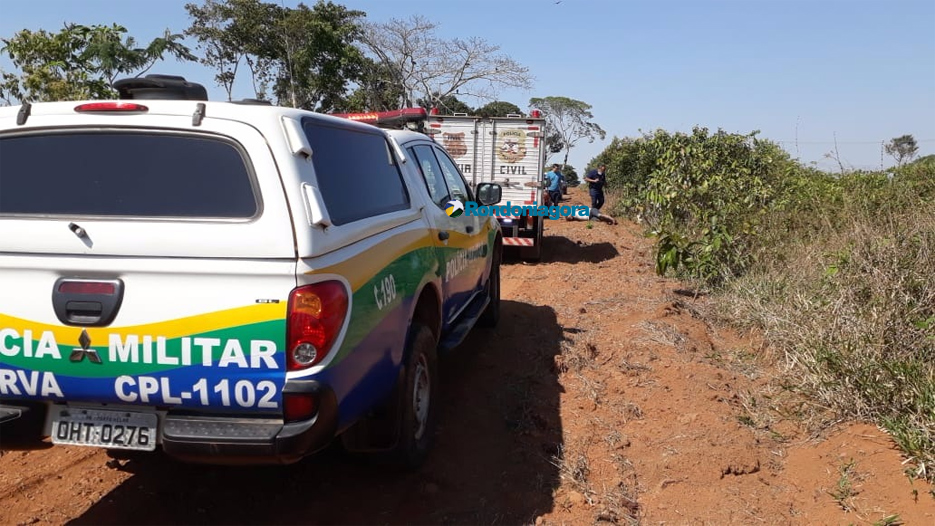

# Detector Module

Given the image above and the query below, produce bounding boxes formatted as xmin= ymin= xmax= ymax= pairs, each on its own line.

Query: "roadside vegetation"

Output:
xmin=591 ymin=131 xmax=935 ymax=483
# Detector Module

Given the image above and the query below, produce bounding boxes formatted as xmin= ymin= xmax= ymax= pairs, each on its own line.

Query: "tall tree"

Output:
xmin=360 ymin=15 xmax=533 ymax=109
xmin=185 ymin=0 xmax=240 ymax=100
xmin=529 ymin=96 xmax=606 ymax=166
xmin=184 ymin=0 xmax=366 ymax=109
xmin=885 ymin=134 xmax=919 ymax=168
xmin=341 ymin=57 xmax=406 ymax=112
xmin=475 ymin=100 xmax=522 ymax=117
xmin=0 ymin=23 xmax=193 ymax=104
xmin=184 ymin=0 xmax=277 ymax=101
xmin=269 ymin=1 xmax=366 ymax=111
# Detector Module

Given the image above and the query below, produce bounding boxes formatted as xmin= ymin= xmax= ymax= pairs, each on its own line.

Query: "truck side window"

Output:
xmin=433 ymin=146 xmax=474 ymax=203
xmin=302 ymin=120 xmax=410 ymax=225
xmin=410 ymin=144 xmax=451 ymax=208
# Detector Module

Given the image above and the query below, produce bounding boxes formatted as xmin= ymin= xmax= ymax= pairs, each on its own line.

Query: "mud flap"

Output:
xmin=520 ymin=216 xmax=543 ymax=261
xmin=0 ymin=401 xmax=51 ymax=450
xmin=339 ymin=364 xmax=406 ymax=453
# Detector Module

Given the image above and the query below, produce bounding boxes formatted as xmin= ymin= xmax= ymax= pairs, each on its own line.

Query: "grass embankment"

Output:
xmin=594 ymin=133 xmax=935 ymax=481
xmin=719 ymin=165 xmax=935 ymax=481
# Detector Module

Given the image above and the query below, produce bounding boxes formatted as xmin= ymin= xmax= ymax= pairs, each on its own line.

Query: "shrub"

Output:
xmin=715 ymin=165 xmax=935 ymax=481
xmin=591 ymin=132 xmax=935 ymax=481
xmin=593 ymin=127 xmax=795 ymax=284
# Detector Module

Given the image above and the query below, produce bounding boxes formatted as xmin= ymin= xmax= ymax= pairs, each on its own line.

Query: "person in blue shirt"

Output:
xmin=544 ymin=164 xmax=563 ymax=206
xmin=584 ymin=164 xmax=607 ymax=210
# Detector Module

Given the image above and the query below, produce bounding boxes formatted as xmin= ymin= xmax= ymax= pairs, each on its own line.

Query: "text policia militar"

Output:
xmin=465 ymin=201 xmax=590 ymax=220
xmin=0 ymin=330 xmax=284 ymax=409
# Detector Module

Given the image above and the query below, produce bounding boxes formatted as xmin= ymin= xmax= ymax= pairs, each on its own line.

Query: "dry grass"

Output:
xmin=602 ymin=188 xmax=625 ymax=215
xmin=555 ymin=337 xmax=599 ymax=374
xmin=714 ymin=190 xmax=935 ymax=482
xmin=635 ymin=320 xmax=686 ymax=350
xmin=550 ymin=442 xmax=593 ymax=499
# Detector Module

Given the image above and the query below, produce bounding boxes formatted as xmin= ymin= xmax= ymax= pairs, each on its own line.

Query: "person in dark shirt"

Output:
xmin=584 ymin=164 xmax=607 ymax=210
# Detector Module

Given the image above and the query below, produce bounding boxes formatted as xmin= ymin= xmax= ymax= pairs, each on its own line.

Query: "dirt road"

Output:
xmin=1 ymin=188 xmax=933 ymax=525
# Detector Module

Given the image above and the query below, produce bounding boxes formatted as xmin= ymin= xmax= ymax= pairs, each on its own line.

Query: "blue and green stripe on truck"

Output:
xmin=0 ymin=226 xmax=496 ymax=431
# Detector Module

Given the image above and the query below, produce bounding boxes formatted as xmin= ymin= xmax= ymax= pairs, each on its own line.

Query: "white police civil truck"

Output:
xmin=0 ymin=74 xmax=504 ymax=467
xmin=424 ymin=109 xmax=549 ymax=261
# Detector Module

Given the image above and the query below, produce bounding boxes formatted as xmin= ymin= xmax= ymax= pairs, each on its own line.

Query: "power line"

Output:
xmin=775 ymin=139 xmax=935 ymax=145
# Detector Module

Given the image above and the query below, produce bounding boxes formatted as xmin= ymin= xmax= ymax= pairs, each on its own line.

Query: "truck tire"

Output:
xmin=392 ymin=323 xmax=439 ymax=470
xmin=479 ymin=241 xmax=501 ymax=328
xmin=521 ymin=243 xmax=542 ymax=262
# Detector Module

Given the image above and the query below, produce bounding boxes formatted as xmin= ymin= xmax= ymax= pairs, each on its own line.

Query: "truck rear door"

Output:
xmin=489 ymin=117 xmax=545 ymax=207
xmin=0 ymin=109 xmax=297 ymax=447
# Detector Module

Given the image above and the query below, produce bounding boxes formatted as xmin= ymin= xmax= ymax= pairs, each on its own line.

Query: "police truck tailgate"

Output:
xmin=0 ymin=111 xmax=297 ymax=449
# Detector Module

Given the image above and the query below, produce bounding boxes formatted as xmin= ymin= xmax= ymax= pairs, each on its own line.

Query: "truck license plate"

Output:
xmin=51 ymin=407 xmax=157 ymax=451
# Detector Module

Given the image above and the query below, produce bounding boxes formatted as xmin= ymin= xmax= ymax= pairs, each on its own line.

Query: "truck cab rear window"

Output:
xmin=0 ymin=132 xmax=258 ymax=218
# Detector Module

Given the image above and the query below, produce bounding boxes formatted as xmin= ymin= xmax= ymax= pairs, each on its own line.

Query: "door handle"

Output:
xmin=52 ymin=278 xmax=124 ymax=327
xmin=465 ymin=225 xmax=474 ymax=233
xmin=438 ymin=231 xmax=449 ymax=241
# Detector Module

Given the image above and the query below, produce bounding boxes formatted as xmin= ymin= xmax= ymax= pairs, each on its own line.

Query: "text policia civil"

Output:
xmin=464 ymin=201 xmax=590 ymax=220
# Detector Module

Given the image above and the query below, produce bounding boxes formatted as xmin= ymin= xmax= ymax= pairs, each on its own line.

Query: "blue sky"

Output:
xmin=1 ymin=0 xmax=933 ymax=172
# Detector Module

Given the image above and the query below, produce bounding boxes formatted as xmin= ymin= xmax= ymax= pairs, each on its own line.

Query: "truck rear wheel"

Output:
xmin=479 ymin=241 xmax=501 ymax=328
xmin=391 ymin=323 xmax=439 ymax=469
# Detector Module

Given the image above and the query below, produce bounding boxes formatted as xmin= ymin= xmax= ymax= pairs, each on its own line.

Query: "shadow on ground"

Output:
xmin=504 ymin=232 xmax=619 ymax=265
xmin=70 ymin=300 xmax=564 ymax=526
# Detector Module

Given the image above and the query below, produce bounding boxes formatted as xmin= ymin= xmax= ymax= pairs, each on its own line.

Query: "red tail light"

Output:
xmin=74 ymin=102 xmax=149 ymax=113
xmin=283 ymin=393 xmax=317 ymax=422
xmin=58 ymin=281 xmax=116 ymax=295
xmin=286 ymin=281 xmax=349 ymax=371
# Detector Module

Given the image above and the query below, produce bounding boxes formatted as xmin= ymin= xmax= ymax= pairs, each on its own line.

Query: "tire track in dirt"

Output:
xmin=0 ymin=447 xmax=100 ymax=502
xmin=0 ymin=447 xmax=126 ymax=525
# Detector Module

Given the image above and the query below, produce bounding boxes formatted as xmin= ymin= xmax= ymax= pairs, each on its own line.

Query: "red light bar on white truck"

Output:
xmin=330 ymin=108 xmax=427 ymax=129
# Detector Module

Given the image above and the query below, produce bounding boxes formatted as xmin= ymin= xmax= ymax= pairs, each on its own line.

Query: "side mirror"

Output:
xmin=475 ymin=183 xmax=502 ymax=206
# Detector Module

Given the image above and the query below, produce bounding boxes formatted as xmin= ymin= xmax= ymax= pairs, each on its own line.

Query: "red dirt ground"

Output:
xmin=1 ymin=188 xmax=932 ymax=525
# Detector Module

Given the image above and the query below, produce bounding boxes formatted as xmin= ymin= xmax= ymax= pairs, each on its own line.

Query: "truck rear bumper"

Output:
xmin=160 ymin=381 xmax=339 ymax=465
xmin=0 ymin=405 xmax=24 ymax=424
xmin=0 ymin=381 xmax=339 ymax=466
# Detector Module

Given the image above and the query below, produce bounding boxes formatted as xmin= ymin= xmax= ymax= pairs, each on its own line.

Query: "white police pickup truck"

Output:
xmin=0 ymin=74 xmax=503 ymax=467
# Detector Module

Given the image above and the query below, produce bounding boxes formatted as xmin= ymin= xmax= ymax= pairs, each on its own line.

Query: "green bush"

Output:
xmin=591 ymin=132 xmax=935 ymax=481
xmin=592 ymin=127 xmax=795 ymax=283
